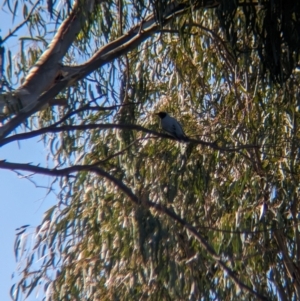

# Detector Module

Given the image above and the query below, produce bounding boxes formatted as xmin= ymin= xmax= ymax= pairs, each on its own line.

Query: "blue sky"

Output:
xmin=0 ymin=139 xmax=57 ymax=300
xmin=0 ymin=8 xmax=57 ymax=300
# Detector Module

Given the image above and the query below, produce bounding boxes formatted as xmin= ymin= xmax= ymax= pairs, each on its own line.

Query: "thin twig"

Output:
xmin=2 ymin=0 xmax=40 ymax=44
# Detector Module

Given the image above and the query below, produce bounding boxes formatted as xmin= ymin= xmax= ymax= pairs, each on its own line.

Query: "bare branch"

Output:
xmin=0 ymin=122 xmax=259 ymax=151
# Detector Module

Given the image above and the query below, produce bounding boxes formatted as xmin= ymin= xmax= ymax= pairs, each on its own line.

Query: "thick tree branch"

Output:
xmin=0 ymin=0 xmax=97 ymax=117
xmin=61 ymin=0 xmax=192 ymax=79
xmin=0 ymin=79 xmax=69 ymax=138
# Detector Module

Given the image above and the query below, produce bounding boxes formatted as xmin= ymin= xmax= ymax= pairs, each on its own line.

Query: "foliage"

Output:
xmin=1 ymin=0 xmax=300 ymax=300
xmin=217 ymin=0 xmax=300 ymax=83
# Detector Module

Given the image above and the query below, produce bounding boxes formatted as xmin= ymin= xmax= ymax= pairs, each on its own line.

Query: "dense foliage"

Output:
xmin=1 ymin=0 xmax=300 ymax=300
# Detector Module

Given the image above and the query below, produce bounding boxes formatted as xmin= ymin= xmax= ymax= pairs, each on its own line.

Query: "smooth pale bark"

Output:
xmin=0 ymin=0 xmax=95 ymax=120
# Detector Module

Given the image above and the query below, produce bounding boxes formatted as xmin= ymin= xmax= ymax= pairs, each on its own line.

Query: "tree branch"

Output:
xmin=0 ymin=122 xmax=259 ymax=151
xmin=0 ymin=159 xmax=268 ymax=301
xmin=0 ymin=0 xmax=97 ymax=117
xmin=0 ymin=79 xmax=70 ymax=138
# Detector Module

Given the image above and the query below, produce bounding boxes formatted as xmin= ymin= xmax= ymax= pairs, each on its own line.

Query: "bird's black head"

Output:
xmin=156 ymin=112 xmax=167 ymax=119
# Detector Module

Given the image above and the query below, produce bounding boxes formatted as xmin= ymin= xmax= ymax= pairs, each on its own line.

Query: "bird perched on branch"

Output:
xmin=156 ymin=112 xmax=188 ymax=141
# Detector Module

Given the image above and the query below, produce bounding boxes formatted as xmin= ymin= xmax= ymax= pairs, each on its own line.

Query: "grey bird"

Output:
xmin=156 ymin=112 xmax=188 ymax=141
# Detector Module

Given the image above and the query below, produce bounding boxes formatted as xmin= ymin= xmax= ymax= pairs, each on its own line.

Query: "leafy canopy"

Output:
xmin=1 ymin=0 xmax=300 ymax=300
